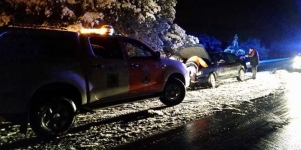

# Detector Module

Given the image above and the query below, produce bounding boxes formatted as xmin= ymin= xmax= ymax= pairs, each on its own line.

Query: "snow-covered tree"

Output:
xmin=0 ymin=0 xmax=198 ymax=56
xmin=162 ymin=24 xmax=199 ymax=56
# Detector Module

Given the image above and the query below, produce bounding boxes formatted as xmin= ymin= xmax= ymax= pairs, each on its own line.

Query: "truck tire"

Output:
xmin=237 ymin=68 xmax=245 ymax=81
xmin=160 ymin=78 xmax=186 ymax=106
xmin=29 ymin=96 xmax=76 ymax=138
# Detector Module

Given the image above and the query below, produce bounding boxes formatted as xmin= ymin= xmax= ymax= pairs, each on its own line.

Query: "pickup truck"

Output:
xmin=0 ymin=26 xmax=190 ymax=138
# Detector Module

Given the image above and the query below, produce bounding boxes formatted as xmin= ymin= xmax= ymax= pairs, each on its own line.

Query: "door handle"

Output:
xmin=93 ymin=64 xmax=104 ymax=69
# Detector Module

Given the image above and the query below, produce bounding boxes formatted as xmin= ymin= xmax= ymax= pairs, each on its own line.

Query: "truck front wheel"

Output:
xmin=29 ymin=96 xmax=76 ymax=138
xmin=160 ymin=78 xmax=186 ymax=106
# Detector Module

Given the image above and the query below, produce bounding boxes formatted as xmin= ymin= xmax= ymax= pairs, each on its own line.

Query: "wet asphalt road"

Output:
xmin=115 ymin=92 xmax=301 ymax=150
xmin=115 ymin=59 xmax=301 ymax=150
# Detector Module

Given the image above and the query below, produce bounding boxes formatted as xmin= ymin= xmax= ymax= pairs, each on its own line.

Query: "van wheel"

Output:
xmin=29 ymin=96 xmax=76 ymax=138
xmin=237 ymin=68 xmax=245 ymax=81
xmin=160 ymin=78 xmax=186 ymax=106
xmin=208 ymin=73 xmax=216 ymax=88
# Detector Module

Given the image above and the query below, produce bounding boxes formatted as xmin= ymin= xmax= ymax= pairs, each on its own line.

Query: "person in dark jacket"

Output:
xmin=245 ymin=47 xmax=259 ymax=79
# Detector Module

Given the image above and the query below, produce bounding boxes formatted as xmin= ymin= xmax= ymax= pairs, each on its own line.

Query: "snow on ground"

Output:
xmin=0 ymin=70 xmax=297 ymax=149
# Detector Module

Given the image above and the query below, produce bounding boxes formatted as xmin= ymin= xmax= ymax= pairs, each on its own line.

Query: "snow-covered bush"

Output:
xmin=236 ymin=49 xmax=246 ymax=56
xmin=224 ymin=47 xmax=236 ymax=54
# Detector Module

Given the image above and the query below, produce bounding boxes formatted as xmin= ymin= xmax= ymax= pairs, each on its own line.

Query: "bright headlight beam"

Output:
xmin=293 ymin=56 xmax=301 ymax=69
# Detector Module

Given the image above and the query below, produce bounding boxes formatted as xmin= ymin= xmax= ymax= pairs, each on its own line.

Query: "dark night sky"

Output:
xmin=175 ymin=0 xmax=301 ymax=48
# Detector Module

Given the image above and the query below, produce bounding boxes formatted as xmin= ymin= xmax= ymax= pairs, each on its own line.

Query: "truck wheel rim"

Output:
xmin=40 ymin=103 xmax=71 ymax=132
xmin=165 ymin=84 xmax=181 ymax=101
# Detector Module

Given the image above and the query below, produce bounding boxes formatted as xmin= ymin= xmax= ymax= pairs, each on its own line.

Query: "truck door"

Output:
xmin=122 ymin=38 xmax=164 ymax=94
xmin=86 ymin=36 xmax=129 ymax=103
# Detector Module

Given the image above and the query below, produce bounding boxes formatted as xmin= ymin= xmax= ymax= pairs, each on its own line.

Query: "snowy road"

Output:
xmin=115 ymin=65 xmax=301 ymax=150
xmin=115 ymin=85 xmax=300 ymax=150
xmin=0 ymin=59 xmax=297 ymax=150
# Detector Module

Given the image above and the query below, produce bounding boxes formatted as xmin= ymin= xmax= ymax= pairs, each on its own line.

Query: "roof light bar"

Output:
xmin=80 ymin=25 xmax=114 ymax=35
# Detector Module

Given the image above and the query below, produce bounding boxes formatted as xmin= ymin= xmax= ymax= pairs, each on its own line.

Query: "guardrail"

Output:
xmin=246 ymin=57 xmax=292 ymax=68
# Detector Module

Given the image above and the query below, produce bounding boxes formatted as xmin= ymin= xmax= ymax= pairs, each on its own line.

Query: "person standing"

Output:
xmin=185 ymin=56 xmax=208 ymax=87
xmin=245 ymin=48 xmax=259 ymax=79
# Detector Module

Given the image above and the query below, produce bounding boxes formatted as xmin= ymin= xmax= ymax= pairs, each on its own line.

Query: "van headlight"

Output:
xmin=293 ymin=56 xmax=301 ymax=68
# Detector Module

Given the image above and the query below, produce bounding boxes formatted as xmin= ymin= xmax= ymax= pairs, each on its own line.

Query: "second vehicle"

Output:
xmin=179 ymin=45 xmax=247 ymax=88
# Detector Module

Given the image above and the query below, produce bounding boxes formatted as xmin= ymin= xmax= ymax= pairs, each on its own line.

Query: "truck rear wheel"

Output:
xmin=29 ymin=96 xmax=76 ymax=138
xmin=160 ymin=78 xmax=186 ymax=106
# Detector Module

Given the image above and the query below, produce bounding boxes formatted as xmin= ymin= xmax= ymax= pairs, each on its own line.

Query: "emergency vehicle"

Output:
xmin=0 ymin=25 xmax=190 ymax=138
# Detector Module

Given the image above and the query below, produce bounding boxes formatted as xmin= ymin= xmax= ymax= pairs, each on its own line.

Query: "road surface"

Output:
xmin=115 ymin=92 xmax=301 ymax=150
xmin=115 ymin=58 xmax=301 ymax=150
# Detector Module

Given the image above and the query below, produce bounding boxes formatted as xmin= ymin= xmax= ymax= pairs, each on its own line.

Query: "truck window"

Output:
xmin=123 ymin=39 xmax=153 ymax=58
xmin=35 ymin=31 xmax=78 ymax=58
xmin=0 ymin=30 xmax=78 ymax=58
xmin=0 ymin=31 xmax=39 ymax=58
xmin=89 ymin=37 xmax=123 ymax=59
